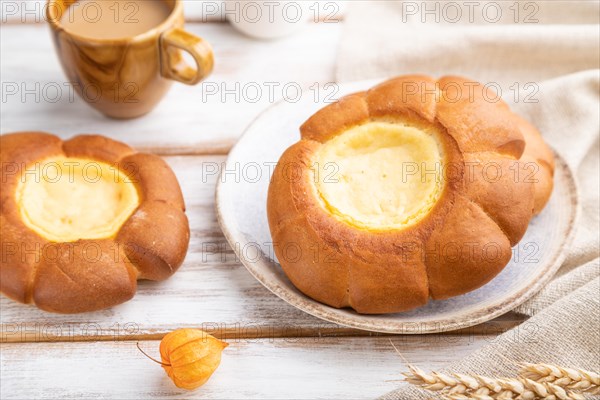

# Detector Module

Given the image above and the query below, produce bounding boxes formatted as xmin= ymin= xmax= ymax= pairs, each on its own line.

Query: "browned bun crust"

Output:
xmin=267 ymin=75 xmax=554 ymax=314
xmin=0 ymin=132 xmax=190 ymax=313
xmin=62 ymin=134 xmax=135 ymax=163
xmin=0 ymin=214 xmax=46 ymax=303
xmin=32 ymin=240 xmax=137 ymax=313
xmin=424 ymin=194 xmax=512 ymax=300
xmin=120 ymin=153 xmax=186 ymax=210
xmin=117 ymin=201 xmax=189 ymax=281
xmin=514 ymin=115 xmax=555 ymax=214
xmin=463 ymin=152 xmax=535 ymax=245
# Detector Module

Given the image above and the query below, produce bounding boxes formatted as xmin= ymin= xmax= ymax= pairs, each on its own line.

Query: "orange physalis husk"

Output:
xmin=158 ymin=329 xmax=228 ymax=390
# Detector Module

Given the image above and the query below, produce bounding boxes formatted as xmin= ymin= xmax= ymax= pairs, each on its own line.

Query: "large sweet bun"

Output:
xmin=267 ymin=75 xmax=554 ymax=314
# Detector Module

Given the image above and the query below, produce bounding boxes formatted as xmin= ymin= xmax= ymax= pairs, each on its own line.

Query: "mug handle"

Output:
xmin=160 ymin=28 xmax=214 ymax=85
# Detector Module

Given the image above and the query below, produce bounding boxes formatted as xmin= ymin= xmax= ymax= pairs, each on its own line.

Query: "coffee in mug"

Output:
xmin=60 ymin=0 xmax=171 ymax=40
xmin=47 ymin=0 xmax=214 ymax=119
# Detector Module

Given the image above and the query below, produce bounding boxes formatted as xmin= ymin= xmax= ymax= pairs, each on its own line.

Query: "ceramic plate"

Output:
xmin=216 ymin=79 xmax=578 ymax=334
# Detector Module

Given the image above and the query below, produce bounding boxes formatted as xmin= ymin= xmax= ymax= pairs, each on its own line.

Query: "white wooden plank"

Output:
xmin=0 ymin=21 xmax=341 ymax=152
xmin=0 ymin=335 xmax=492 ymax=399
xmin=0 ymin=155 xmax=525 ymax=342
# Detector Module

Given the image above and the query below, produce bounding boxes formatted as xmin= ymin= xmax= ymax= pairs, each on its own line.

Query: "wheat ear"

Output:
xmin=520 ymin=363 xmax=600 ymax=395
xmin=404 ymin=365 xmax=587 ymax=399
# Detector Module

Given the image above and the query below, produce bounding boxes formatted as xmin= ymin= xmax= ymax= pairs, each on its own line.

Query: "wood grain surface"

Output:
xmin=1 ymin=335 xmax=495 ymax=399
xmin=0 ymin=22 xmax=341 ymax=152
xmin=0 ymin=16 xmax=524 ymax=400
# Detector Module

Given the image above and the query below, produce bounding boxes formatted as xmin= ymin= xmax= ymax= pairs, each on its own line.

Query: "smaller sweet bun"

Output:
xmin=0 ymin=132 xmax=190 ymax=313
xmin=267 ymin=75 xmax=555 ymax=314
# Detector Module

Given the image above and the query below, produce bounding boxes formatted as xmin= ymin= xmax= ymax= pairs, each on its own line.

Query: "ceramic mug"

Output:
xmin=47 ymin=0 xmax=214 ymax=119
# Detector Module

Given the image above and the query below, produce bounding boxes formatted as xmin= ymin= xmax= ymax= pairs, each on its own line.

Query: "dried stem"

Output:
xmin=387 ymin=337 xmax=598 ymax=399
xmin=136 ymin=341 xmax=171 ymax=367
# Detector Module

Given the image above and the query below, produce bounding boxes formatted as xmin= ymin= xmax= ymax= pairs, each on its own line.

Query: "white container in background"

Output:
xmin=225 ymin=0 xmax=311 ymax=39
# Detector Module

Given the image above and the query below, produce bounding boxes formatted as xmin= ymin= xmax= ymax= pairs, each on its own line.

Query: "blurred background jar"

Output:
xmin=224 ymin=0 xmax=312 ymax=39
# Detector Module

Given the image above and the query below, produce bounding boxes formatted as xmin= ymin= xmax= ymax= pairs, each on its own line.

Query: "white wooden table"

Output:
xmin=0 ymin=7 xmax=526 ymax=399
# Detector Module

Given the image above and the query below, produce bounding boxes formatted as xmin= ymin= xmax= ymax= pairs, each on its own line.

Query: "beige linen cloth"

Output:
xmin=335 ymin=1 xmax=600 ymax=398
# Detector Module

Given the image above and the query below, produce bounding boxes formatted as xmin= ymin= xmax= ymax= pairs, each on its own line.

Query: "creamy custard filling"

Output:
xmin=16 ymin=157 xmax=139 ymax=242
xmin=313 ymin=122 xmax=444 ymax=231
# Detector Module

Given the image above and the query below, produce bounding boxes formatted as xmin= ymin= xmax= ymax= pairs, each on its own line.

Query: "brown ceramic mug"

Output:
xmin=47 ymin=0 xmax=214 ymax=119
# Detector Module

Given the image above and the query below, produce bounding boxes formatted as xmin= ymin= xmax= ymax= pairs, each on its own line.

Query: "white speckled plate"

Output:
xmin=216 ymin=79 xmax=578 ymax=334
